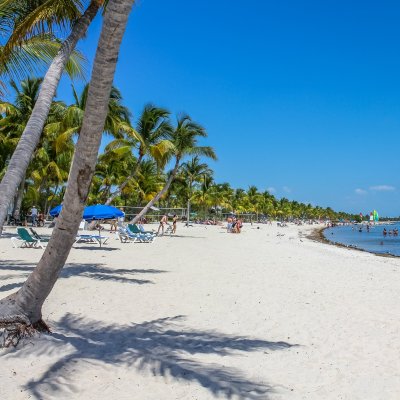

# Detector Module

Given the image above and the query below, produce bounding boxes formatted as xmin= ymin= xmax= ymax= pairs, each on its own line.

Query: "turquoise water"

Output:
xmin=323 ymin=224 xmax=400 ymax=256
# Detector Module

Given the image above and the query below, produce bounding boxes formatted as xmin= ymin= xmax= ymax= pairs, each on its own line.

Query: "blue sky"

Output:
xmin=55 ymin=0 xmax=400 ymax=216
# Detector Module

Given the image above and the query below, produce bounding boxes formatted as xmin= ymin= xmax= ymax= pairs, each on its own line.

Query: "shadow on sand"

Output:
xmin=0 ymin=260 xmax=166 ymax=292
xmin=7 ymin=314 xmax=297 ymax=399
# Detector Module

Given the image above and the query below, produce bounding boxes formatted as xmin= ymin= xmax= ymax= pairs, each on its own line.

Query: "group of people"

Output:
xmin=157 ymin=214 xmax=178 ymax=235
xmin=383 ymin=228 xmax=399 ymax=236
xmin=226 ymin=215 xmax=243 ymax=233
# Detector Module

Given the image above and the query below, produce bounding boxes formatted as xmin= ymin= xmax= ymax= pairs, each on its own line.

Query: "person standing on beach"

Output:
xmin=172 ymin=214 xmax=178 ymax=234
xmin=227 ymin=216 xmax=233 ymax=232
xmin=158 ymin=214 xmax=168 ymax=235
xmin=30 ymin=205 xmax=38 ymax=227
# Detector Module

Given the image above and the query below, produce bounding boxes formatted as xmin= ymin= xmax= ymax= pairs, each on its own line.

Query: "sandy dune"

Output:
xmin=0 ymin=223 xmax=399 ymax=399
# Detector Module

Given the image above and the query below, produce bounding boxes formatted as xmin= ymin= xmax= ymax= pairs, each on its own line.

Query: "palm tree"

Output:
xmin=180 ymin=156 xmax=212 ymax=225
xmin=131 ymin=114 xmax=217 ymax=224
xmin=192 ymin=174 xmax=215 ymax=219
xmin=49 ymin=84 xmax=132 ymax=144
xmin=0 ymin=78 xmax=42 ymax=219
xmin=0 ymin=0 xmax=85 ymax=90
xmin=105 ymin=104 xmax=172 ymax=205
xmin=247 ymin=185 xmax=261 ymax=223
xmin=0 ymin=0 xmax=135 ymax=341
xmin=0 ymin=0 xmax=104 ymax=232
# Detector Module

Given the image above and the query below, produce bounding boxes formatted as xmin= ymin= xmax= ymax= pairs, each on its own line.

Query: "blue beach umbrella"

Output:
xmin=83 ymin=205 xmax=124 ymax=220
xmin=50 ymin=204 xmax=124 ymax=220
xmin=49 ymin=204 xmax=124 ymax=247
xmin=49 ymin=204 xmax=62 ymax=217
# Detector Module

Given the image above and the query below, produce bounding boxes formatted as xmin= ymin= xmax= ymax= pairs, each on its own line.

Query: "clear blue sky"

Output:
xmin=56 ymin=0 xmax=400 ymax=216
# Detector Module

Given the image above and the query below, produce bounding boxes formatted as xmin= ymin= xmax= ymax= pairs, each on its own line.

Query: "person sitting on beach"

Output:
xmin=235 ymin=218 xmax=243 ymax=233
xmin=157 ymin=214 xmax=168 ymax=235
xmin=94 ymin=222 xmax=104 ymax=231
xmin=231 ymin=217 xmax=237 ymax=233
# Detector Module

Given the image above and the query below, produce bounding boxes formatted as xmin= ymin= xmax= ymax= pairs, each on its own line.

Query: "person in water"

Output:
xmin=383 ymin=228 xmax=387 ymax=236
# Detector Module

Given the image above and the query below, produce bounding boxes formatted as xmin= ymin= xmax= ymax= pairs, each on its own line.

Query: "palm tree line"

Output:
xmin=0 ymin=0 xmax=356 ymax=341
xmin=1 ymin=77 xmax=356 ymax=223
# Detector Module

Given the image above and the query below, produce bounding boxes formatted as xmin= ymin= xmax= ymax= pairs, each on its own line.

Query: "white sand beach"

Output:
xmin=1 ymin=223 xmax=399 ymax=399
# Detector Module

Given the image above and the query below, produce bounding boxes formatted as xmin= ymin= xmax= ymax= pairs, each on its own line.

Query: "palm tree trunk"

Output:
xmin=0 ymin=0 xmax=134 ymax=335
xmin=131 ymin=158 xmax=180 ymax=224
xmin=186 ymin=199 xmax=191 ymax=226
xmin=0 ymin=1 xmax=103 ymax=234
xmin=105 ymin=155 xmax=143 ymax=205
xmin=12 ymin=173 xmax=25 ymax=221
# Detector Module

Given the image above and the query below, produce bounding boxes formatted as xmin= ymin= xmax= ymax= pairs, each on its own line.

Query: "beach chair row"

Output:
xmin=118 ymin=224 xmax=156 ymax=243
xmin=11 ymin=228 xmax=110 ymax=249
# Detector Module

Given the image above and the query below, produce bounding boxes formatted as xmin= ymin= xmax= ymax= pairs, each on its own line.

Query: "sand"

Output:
xmin=0 ymin=223 xmax=399 ymax=399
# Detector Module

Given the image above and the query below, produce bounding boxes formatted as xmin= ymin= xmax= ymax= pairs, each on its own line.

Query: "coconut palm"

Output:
xmin=131 ymin=114 xmax=217 ymax=224
xmin=0 ymin=0 xmax=135 ymax=342
xmin=192 ymin=174 xmax=215 ymax=219
xmin=180 ymin=156 xmax=212 ymax=225
xmin=246 ymin=185 xmax=262 ymax=223
xmin=0 ymin=77 xmax=43 ymax=219
xmin=104 ymin=104 xmax=172 ymax=205
xmin=48 ymin=84 xmax=132 ymax=147
xmin=0 ymin=0 xmax=86 ymax=89
xmin=0 ymin=0 xmax=104 ymax=232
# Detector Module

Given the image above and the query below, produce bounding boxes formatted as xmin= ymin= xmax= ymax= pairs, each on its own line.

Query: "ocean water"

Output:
xmin=323 ymin=224 xmax=400 ymax=256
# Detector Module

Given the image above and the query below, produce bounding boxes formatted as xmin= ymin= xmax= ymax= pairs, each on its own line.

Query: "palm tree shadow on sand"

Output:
xmin=8 ymin=314 xmax=297 ymax=399
xmin=0 ymin=260 xmax=166 ymax=292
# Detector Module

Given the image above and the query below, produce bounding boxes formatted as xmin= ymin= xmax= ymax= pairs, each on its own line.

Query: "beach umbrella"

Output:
xmin=50 ymin=204 xmax=124 ymax=220
xmin=49 ymin=204 xmax=124 ymax=247
xmin=82 ymin=205 xmax=124 ymax=220
xmin=49 ymin=204 xmax=62 ymax=217
xmin=83 ymin=205 xmax=124 ymax=247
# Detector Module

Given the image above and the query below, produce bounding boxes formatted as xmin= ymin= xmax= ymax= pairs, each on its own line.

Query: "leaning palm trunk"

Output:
xmin=105 ymin=155 xmax=143 ymax=205
xmin=0 ymin=1 xmax=103 ymax=234
xmin=0 ymin=0 xmax=134 ymax=344
xmin=12 ymin=174 xmax=25 ymax=221
xmin=131 ymin=159 xmax=180 ymax=224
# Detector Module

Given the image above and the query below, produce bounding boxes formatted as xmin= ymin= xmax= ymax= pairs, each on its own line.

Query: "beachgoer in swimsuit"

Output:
xmin=157 ymin=214 xmax=168 ymax=235
xmin=172 ymin=214 xmax=178 ymax=234
xmin=227 ymin=216 xmax=233 ymax=232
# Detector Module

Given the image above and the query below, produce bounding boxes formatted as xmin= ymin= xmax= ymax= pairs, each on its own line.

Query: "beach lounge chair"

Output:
xmin=128 ymin=224 xmax=156 ymax=239
xmin=118 ymin=227 xmax=139 ymax=243
xmin=11 ymin=228 xmax=46 ymax=249
xmin=137 ymin=224 xmax=156 ymax=235
xmin=30 ymin=228 xmax=50 ymax=242
xmin=118 ymin=227 xmax=143 ymax=243
xmin=75 ymin=234 xmax=109 ymax=245
xmin=127 ymin=224 xmax=156 ymax=242
xmin=120 ymin=227 xmax=155 ymax=243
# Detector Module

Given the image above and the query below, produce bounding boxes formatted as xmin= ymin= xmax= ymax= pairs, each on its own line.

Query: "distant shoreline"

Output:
xmin=305 ymin=226 xmax=398 ymax=258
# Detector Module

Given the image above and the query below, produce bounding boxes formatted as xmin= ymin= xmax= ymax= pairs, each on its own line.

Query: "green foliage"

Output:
xmin=0 ymin=77 xmax=355 ymax=222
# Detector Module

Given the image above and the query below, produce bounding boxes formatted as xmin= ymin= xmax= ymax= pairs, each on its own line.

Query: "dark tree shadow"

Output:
xmin=6 ymin=314 xmax=297 ymax=399
xmin=0 ymin=260 xmax=166 ymax=292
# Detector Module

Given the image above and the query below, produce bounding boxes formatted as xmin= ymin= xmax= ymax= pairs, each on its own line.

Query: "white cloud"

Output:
xmin=355 ymin=188 xmax=367 ymax=195
xmin=282 ymin=186 xmax=291 ymax=193
xmin=266 ymin=186 xmax=276 ymax=193
xmin=369 ymin=185 xmax=395 ymax=191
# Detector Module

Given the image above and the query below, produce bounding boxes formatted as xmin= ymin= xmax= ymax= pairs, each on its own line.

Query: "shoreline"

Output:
xmin=306 ymin=226 xmax=398 ymax=258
